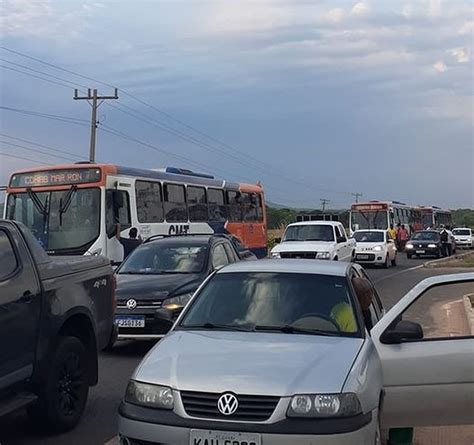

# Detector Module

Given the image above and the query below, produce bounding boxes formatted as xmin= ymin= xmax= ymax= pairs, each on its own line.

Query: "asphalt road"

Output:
xmin=0 ymin=254 xmax=470 ymax=445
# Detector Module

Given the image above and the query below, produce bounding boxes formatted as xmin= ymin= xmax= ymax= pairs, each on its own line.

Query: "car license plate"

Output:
xmin=416 ymin=250 xmax=425 ymax=254
xmin=190 ymin=430 xmax=261 ymax=445
xmin=115 ymin=316 xmax=145 ymax=328
xmin=358 ymin=254 xmax=370 ymax=260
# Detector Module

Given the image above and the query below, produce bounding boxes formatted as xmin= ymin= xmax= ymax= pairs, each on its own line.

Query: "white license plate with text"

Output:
xmin=416 ymin=250 xmax=425 ymax=254
xmin=115 ymin=316 xmax=145 ymax=328
xmin=190 ymin=430 xmax=261 ymax=445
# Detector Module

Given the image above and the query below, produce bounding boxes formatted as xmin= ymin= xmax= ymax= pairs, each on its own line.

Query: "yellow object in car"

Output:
xmin=330 ymin=303 xmax=357 ymax=333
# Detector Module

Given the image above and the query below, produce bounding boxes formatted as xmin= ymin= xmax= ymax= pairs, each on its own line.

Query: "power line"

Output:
xmin=0 ymin=152 xmax=54 ymax=166
xmin=0 ymin=140 xmax=79 ymax=163
xmin=0 ymin=46 xmax=355 ymax=199
xmin=0 ymin=105 xmax=89 ymax=126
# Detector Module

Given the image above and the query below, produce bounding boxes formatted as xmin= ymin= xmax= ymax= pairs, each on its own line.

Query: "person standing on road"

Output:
xmin=116 ymin=224 xmax=142 ymax=259
xmin=397 ymin=224 xmax=409 ymax=251
xmin=388 ymin=224 xmax=397 ymax=241
xmin=440 ymin=228 xmax=451 ymax=257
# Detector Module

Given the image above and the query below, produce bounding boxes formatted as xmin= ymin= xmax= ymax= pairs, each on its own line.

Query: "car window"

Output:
xmin=180 ymin=272 xmax=361 ymax=336
xmin=338 ymin=225 xmax=347 ymax=241
xmin=212 ymin=244 xmax=230 ymax=269
xmin=400 ymin=281 xmax=473 ymax=341
xmin=0 ymin=230 xmax=18 ymax=281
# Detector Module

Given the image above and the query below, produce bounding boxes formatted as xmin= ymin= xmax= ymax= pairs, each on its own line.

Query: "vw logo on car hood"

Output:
xmin=217 ymin=393 xmax=238 ymax=416
xmin=126 ymin=299 xmax=137 ymax=310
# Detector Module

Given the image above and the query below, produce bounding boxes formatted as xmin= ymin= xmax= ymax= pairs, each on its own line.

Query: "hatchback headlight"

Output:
xmin=428 ymin=244 xmax=437 ymax=248
xmin=373 ymin=245 xmax=383 ymax=252
xmin=162 ymin=293 xmax=193 ymax=310
xmin=125 ymin=381 xmax=174 ymax=409
xmin=405 ymin=243 xmax=414 ymax=249
xmin=271 ymin=252 xmax=281 ymax=258
xmin=316 ymin=251 xmax=331 ymax=259
xmin=287 ymin=393 xmax=362 ymax=418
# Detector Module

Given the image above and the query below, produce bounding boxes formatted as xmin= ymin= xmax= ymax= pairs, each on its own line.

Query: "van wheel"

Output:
xmin=28 ymin=336 xmax=89 ymax=432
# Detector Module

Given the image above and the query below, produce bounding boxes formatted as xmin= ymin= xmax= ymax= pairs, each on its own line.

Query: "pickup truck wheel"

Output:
xmin=28 ymin=336 xmax=89 ymax=432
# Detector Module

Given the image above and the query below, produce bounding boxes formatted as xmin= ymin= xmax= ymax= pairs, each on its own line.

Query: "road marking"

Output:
xmin=373 ymin=264 xmax=424 ymax=284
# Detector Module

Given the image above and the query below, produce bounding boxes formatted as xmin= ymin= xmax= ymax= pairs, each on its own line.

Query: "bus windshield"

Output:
xmin=6 ymin=188 xmax=101 ymax=253
xmin=351 ymin=211 xmax=388 ymax=230
xmin=422 ymin=213 xmax=433 ymax=228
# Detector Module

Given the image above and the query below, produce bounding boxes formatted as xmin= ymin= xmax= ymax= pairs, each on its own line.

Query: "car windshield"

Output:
xmin=411 ymin=232 xmax=440 ymax=241
xmin=283 ymin=225 xmax=335 ymax=242
xmin=351 ymin=211 xmax=388 ymax=230
xmin=119 ymin=242 xmax=208 ymax=274
xmin=453 ymin=229 xmax=470 ymax=236
xmin=180 ymin=272 xmax=360 ymax=336
xmin=6 ymin=188 xmax=100 ymax=253
xmin=353 ymin=231 xmax=385 ymax=243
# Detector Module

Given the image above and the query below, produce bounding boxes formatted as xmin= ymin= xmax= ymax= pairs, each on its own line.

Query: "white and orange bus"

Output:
xmin=418 ymin=206 xmax=452 ymax=229
xmin=4 ymin=163 xmax=267 ymax=261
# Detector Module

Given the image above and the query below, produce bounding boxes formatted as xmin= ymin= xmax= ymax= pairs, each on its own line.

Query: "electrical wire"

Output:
xmin=0 ymin=152 xmax=54 ymax=166
xmin=0 ymin=141 xmax=79 ymax=163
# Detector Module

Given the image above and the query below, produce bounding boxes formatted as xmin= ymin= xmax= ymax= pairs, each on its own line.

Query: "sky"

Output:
xmin=0 ymin=0 xmax=473 ymax=209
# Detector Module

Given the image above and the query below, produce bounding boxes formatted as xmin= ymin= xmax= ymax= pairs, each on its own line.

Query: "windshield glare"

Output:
xmin=180 ymin=272 xmax=359 ymax=336
xmin=120 ymin=243 xmax=208 ymax=274
xmin=6 ymin=189 xmax=100 ymax=252
xmin=351 ymin=211 xmax=388 ymax=230
xmin=353 ymin=231 xmax=384 ymax=243
xmin=453 ymin=229 xmax=470 ymax=236
xmin=283 ymin=225 xmax=335 ymax=242
xmin=412 ymin=232 xmax=440 ymax=241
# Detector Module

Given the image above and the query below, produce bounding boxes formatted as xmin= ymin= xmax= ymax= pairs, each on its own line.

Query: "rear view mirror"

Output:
xmin=380 ymin=320 xmax=424 ymax=344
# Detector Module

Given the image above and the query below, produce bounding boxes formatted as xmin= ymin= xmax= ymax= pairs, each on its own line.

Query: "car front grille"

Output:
xmin=180 ymin=391 xmax=279 ymax=421
xmin=116 ymin=300 xmax=163 ymax=309
xmin=280 ymin=252 xmax=317 ymax=259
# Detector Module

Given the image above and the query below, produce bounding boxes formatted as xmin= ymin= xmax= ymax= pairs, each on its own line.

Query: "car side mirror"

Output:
xmin=380 ymin=320 xmax=424 ymax=344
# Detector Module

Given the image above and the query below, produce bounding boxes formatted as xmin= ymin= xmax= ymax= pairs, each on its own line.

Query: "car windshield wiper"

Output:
xmin=253 ymin=324 xmax=339 ymax=336
xmin=180 ymin=322 xmax=252 ymax=332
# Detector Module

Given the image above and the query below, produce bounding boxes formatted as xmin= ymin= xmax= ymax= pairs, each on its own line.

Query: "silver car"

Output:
xmin=118 ymin=260 xmax=474 ymax=445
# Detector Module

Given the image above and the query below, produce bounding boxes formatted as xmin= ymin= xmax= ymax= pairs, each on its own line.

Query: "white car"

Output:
xmin=452 ymin=228 xmax=473 ymax=249
xmin=353 ymin=230 xmax=397 ymax=268
xmin=271 ymin=221 xmax=355 ymax=261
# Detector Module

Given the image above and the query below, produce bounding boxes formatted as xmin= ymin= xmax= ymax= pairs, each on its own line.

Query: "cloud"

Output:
xmin=325 ymin=8 xmax=346 ymax=23
xmin=449 ymin=47 xmax=470 ymax=63
xmin=351 ymin=2 xmax=370 ymax=17
xmin=433 ymin=60 xmax=448 ymax=72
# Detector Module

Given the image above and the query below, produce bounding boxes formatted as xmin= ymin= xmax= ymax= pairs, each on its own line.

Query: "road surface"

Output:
xmin=0 ymin=255 xmax=471 ymax=445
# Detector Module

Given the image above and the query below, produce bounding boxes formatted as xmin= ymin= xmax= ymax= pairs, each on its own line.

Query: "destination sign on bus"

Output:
xmin=10 ymin=168 xmax=102 ymax=188
xmin=353 ymin=203 xmax=388 ymax=211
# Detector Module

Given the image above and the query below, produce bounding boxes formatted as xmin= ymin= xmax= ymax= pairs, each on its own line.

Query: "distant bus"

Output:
xmin=418 ymin=206 xmax=452 ymax=229
xmin=5 ymin=163 xmax=267 ymax=262
xmin=349 ymin=201 xmax=422 ymax=234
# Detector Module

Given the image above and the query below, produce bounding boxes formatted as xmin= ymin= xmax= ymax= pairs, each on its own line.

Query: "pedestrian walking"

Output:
xmin=440 ymin=228 xmax=451 ymax=257
xmin=397 ymin=224 xmax=409 ymax=251
xmin=388 ymin=224 xmax=397 ymax=241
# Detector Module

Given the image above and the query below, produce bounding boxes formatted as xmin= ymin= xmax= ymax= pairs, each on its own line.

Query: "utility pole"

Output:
xmin=74 ymin=88 xmax=118 ymax=162
xmin=320 ymin=198 xmax=330 ymax=215
xmin=352 ymin=192 xmax=363 ymax=203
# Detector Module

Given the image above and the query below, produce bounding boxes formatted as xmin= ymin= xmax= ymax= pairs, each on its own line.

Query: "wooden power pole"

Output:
xmin=352 ymin=192 xmax=363 ymax=203
xmin=74 ymin=88 xmax=118 ymax=162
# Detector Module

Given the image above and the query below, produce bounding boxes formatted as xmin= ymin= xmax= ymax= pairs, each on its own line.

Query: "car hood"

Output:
xmin=355 ymin=242 xmax=385 ymax=251
xmin=272 ymin=241 xmax=336 ymax=253
xmin=134 ymin=331 xmax=364 ymax=396
xmin=115 ymin=273 xmax=203 ymax=300
xmin=408 ymin=240 xmax=439 ymax=246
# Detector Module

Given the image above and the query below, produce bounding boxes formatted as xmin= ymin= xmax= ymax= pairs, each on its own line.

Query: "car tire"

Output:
xmin=384 ymin=255 xmax=390 ymax=268
xmin=391 ymin=255 xmax=397 ymax=267
xmin=28 ymin=336 xmax=89 ymax=433
xmin=407 ymin=253 xmax=412 ymax=259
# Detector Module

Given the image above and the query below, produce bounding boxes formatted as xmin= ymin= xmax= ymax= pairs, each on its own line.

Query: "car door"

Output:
xmin=0 ymin=227 xmax=42 ymax=390
xmin=371 ymin=273 xmax=474 ymax=428
xmin=335 ymin=224 xmax=351 ymax=261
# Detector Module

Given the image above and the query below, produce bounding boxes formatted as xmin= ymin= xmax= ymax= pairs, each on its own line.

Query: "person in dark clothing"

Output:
xmin=440 ymin=229 xmax=450 ymax=257
xmin=116 ymin=224 xmax=142 ymax=259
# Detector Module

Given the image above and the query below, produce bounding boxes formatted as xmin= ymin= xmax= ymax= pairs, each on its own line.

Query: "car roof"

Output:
xmin=145 ymin=234 xmax=220 ymax=246
xmin=287 ymin=221 xmax=342 ymax=227
xmin=353 ymin=229 xmax=386 ymax=233
xmin=218 ymin=259 xmax=351 ymax=277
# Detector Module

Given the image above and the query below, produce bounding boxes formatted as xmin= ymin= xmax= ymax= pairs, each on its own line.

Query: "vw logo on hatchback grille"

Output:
xmin=126 ymin=299 xmax=137 ymax=310
xmin=217 ymin=393 xmax=238 ymax=416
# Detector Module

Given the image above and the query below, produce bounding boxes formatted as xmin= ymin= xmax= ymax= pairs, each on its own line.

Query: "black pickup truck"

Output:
xmin=0 ymin=219 xmax=116 ymax=432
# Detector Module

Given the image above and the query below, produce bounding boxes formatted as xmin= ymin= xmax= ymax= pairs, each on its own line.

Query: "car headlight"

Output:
xmin=287 ymin=393 xmax=362 ymax=418
xmin=316 ymin=251 xmax=331 ymax=259
xmin=162 ymin=293 xmax=193 ymax=310
xmin=271 ymin=252 xmax=281 ymax=258
xmin=125 ymin=381 xmax=174 ymax=409
xmin=428 ymin=244 xmax=437 ymax=248
xmin=373 ymin=245 xmax=383 ymax=252
xmin=405 ymin=243 xmax=414 ymax=249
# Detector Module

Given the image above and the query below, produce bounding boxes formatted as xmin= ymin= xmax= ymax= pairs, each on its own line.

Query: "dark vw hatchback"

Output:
xmin=405 ymin=231 xmax=443 ymax=258
xmin=113 ymin=235 xmax=241 ymax=342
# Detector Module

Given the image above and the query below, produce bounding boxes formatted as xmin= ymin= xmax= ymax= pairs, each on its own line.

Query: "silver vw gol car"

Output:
xmin=118 ymin=260 xmax=474 ymax=445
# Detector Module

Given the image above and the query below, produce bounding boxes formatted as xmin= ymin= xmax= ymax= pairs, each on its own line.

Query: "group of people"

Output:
xmin=387 ymin=223 xmax=410 ymax=251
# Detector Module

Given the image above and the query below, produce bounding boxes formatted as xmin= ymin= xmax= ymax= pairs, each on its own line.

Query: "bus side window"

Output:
xmin=226 ymin=191 xmax=242 ymax=222
xmin=164 ymin=183 xmax=187 ymax=222
xmin=187 ymin=186 xmax=207 ymax=222
xmin=242 ymin=193 xmax=258 ymax=222
xmin=257 ymin=194 xmax=264 ymax=222
xmin=106 ymin=190 xmax=131 ymax=238
xmin=208 ymin=188 xmax=226 ymax=222
xmin=136 ymin=180 xmax=164 ymax=223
